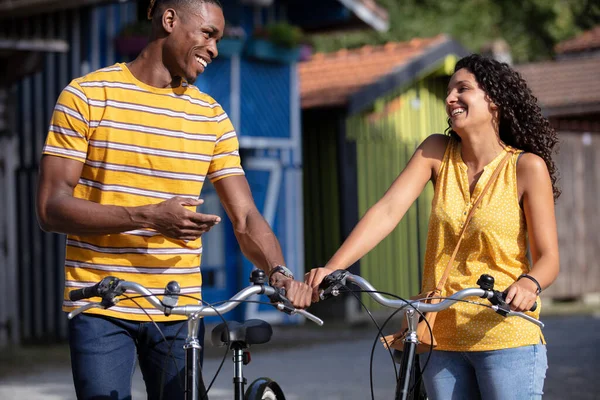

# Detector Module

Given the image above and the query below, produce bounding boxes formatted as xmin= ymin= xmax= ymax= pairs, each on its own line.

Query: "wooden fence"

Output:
xmin=546 ymin=131 xmax=600 ymax=299
xmin=0 ymin=136 xmax=19 ymax=346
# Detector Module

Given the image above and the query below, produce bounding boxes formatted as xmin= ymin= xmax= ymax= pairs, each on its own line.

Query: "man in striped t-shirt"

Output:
xmin=36 ymin=1 xmax=312 ymax=398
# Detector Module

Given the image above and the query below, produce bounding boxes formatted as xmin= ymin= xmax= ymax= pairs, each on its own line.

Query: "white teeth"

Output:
xmin=195 ymin=56 xmax=207 ymax=68
xmin=452 ymin=108 xmax=465 ymax=116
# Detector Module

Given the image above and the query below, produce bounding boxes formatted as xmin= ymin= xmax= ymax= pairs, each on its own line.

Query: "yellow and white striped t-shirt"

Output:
xmin=422 ymin=137 xmax=544 ymax=351
xmin=43 ymin=63 xmax=244 ymax=321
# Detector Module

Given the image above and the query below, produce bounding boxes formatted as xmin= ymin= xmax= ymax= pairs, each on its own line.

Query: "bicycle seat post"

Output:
xmin=184 ymin=313 xmax=204 ymax=400
xmin=232 ymin=342 xmax=250 ymax=400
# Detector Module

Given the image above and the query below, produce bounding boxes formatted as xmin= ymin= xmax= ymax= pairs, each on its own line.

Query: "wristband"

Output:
xmin=518 ymin=274 xmax=542 ymax=295
xmin=268 ymin=265 xmax=294 ymax=284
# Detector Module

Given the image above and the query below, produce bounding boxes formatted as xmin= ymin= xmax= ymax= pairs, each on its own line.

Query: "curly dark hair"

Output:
xmin=446 ymin=54 xmax=560 ymax=200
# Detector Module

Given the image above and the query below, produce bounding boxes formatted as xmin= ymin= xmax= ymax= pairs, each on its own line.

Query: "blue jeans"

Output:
xmin=419 ymin=345 xmax=547 ymax=400
xmin=68 ymin=313 xmax=206 ymax=400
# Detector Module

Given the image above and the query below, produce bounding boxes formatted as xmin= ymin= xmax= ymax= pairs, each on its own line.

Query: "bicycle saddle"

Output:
xmin=211 ymin=319 xmax=273 ymax=347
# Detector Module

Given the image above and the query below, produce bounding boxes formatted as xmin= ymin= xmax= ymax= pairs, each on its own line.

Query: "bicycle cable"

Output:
xmin=196 ymin=298 xmax=293 ymax=396
xmin=338 ymin=288 xmax=497 ymax=400
xmin=339 ymin=287 xmax=428 ymax=400
xmin=332 ymin=285 xmax=399 ymax=399
xmin=120 ymin=293 xmax=220 ymax=400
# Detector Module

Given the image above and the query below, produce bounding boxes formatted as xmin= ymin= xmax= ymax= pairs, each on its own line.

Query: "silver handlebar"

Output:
xmin=340 ymin=273 xmax=544 ymax=328
xmin=68 ymin=282 xmax=324 ymax=326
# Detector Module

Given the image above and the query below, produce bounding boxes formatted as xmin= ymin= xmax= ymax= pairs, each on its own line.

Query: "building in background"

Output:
xmin=0 ymin=0 xmax=389 ymax=346
xmin=300 ymin=35 xmax=468 ymax=319
xmin=516 ymin=26 xmax=600 ymax=302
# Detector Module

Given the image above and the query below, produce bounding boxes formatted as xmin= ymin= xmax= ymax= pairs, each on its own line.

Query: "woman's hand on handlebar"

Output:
xmin=504 ymin=279 xmax=538 ymax=312
xmin=304 ymin=266 xmax=338 ymax=303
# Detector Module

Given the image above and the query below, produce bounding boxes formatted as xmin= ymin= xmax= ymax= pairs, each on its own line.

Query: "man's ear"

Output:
xmin=162 ymin=8 xmax=177 ymax=33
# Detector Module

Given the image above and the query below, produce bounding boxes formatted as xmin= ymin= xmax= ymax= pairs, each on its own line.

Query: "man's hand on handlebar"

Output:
xmin=270 ymin=273 xmax=312 ymax=309
xmin=304 ymin=266 xmax=338 ymax=303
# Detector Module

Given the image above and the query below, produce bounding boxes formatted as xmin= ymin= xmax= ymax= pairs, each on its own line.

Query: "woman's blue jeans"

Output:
xmin=68 ymin=312 xmax=205 ymax=400
xmin=419 ymin=344 xmax=547 ymax=400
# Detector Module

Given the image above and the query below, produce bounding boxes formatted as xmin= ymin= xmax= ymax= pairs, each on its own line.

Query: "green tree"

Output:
xmin=310 ymin=0 xmax=600 ymax=62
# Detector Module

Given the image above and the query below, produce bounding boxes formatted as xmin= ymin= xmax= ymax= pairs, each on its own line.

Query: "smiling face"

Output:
xmin=161 ymin=2 xmax=224 ymax=84
xmin=446 ymin=68 xmax=499 ymax=136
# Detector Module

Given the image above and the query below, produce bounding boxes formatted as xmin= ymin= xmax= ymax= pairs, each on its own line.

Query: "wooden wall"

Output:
xmin=547 ymin=131 xmax=600 ymax=299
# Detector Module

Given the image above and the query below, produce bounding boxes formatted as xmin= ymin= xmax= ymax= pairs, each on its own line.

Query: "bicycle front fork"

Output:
xmin=184 ymin=314 xmax=207 ymax=400
xmin=395 ymin=309 xmax=420 ymax=400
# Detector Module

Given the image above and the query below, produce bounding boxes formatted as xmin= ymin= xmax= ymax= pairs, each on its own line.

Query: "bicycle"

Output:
xmin=318 ymin=270 xmax=544 ymax=400
xmin=67 ymin=269 xmax=323 ymax=400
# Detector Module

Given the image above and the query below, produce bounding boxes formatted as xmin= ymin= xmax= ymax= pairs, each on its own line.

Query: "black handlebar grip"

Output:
xmin=499 ymin=291 xmax=538 ymax=312
xmin=69 ymin=284 xmax=99 ymax=301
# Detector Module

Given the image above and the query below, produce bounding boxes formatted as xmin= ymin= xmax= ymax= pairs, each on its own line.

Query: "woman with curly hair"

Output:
xmin=306 ymin=53 xmax=559 ymax=399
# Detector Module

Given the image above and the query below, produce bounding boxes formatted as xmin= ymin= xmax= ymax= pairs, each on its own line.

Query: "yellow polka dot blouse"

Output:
xmin=422 ymin=137 xmax=544 ymax=351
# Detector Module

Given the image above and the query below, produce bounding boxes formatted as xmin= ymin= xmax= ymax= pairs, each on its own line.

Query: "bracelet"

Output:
xmin=518 ymin=274 xmax=542 ymax=295
xmin=268 ymin=265 xmax=294 ymax=284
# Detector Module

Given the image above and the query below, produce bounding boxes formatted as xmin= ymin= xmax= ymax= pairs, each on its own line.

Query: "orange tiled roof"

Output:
xmin=555 ymin=25 xmax=600 ymax=54
xmin=516 ymin=57 xmax=600 ymax=113
xmin=300 ymin=35 xmax=449 ymax=109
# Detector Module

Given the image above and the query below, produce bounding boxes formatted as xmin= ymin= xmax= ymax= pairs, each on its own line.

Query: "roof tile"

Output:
xmin=555 ymin=25 xmax=600 ymax=54
xmin=516 ymin=57 xmax=600 ymax=110
xmin=300 ymin=35 xmax=448 ymax=109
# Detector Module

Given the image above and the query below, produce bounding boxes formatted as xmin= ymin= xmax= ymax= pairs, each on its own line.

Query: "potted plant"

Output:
xmin=244 ymin=21 xmax=304 ymax=64
xmin=114 ymin=20 xmax=152 ymax=58
xmin=218 ymin=24 xmax=247 ymax=58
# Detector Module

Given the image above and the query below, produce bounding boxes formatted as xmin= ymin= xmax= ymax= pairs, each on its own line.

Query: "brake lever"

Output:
xmin=68 ymin=303 xmax=104 ymax=319
xmin=318 ymin=269 xmax=349 ymax=300
xmin=268 ymin=287 xmax=295 ymax=314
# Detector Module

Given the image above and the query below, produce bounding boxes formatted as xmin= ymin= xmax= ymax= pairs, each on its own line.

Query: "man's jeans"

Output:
xmin=420 ymin=344 xmax=547 ymax=400
xmin=68 ymin=313 xmax=206 ymax=400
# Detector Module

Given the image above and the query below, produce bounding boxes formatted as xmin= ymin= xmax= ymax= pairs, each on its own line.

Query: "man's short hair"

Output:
xmin=147 ymin=0 xmax=223 ymax=20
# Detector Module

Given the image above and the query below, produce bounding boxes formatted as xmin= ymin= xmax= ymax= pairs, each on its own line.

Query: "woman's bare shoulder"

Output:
xmin=418 ymin=134 xmax=451 ymax=162
xmin=517 ymin=152 xmax=549 ymax=177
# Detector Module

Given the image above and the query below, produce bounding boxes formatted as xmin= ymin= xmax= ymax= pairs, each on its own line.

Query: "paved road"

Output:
xmin=0 ymin=314 xmax=598 ymax=399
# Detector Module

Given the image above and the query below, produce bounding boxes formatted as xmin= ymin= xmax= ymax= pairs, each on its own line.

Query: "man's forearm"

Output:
xmin=38 ymin=194 xmax=152 ymax=235
xmin=232 ymin=210 xmax=285 ymax=276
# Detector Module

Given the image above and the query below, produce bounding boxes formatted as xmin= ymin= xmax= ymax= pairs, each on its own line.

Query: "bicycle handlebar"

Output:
xmin=68 ymin=275 xmax=324 ymax=326
xmin=319 ymin=270 xmax=543 ymax=328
